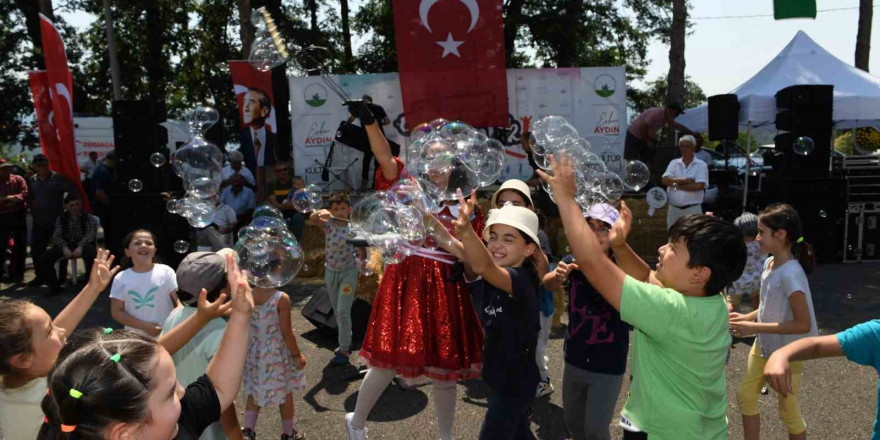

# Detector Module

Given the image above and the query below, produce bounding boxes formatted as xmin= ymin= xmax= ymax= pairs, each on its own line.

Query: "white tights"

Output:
xmin=350 ymin=367 xmax=457 ymax=440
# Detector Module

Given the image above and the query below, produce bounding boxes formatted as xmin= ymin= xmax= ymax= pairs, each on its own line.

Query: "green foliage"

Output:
xmin=627 ymin=75 xmax=706 ymax=115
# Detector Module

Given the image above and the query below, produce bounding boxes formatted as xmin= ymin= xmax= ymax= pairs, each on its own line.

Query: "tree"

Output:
xmin=339 ymin=0 xmax=354 ymax=72
xmin=628 ymin=75 xmax=706 ymax=115
xmin=856 ymin=0 xmax=873 ymax=71
xmin=352 ymin=0 xmax=397 ymax=74
xmin=665 ymin=0 xmax=686 ymax=115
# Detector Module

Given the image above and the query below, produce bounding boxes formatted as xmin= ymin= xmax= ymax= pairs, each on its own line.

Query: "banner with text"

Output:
xmin=289 ymin=67 xmax=627 ymax=188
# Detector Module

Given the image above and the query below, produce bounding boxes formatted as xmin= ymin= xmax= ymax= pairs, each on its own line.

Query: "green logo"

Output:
xmin=594 ymin=74 xmax=616 ymax=98
xmin=129 ymin=286 xmax=158 ymax=310
xmin=304 ymin=83 xmax=328 ymax=107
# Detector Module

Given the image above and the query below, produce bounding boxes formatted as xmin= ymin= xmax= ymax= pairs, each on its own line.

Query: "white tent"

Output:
xmin=676 ymin=31 xmax=880 ymax=131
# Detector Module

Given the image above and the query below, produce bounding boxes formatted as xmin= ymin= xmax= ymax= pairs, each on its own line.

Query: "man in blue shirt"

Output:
xmin=218 ymin=172 xmax=255 ymax=227
xmin=764 ymin=319 xmax=880 ymax=439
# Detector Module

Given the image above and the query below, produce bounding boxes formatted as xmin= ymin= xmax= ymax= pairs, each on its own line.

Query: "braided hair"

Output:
xmin=39 ymin=329 xmax=158 ymax=439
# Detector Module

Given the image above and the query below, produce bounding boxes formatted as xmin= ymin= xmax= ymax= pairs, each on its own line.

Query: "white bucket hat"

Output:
xmin=585 ymin=203 xmax=620 ymax=227
xmin=483 ymin=205 xmax=540 ymax=245
xmin=490 ymin=179 xmax=533 ymax=208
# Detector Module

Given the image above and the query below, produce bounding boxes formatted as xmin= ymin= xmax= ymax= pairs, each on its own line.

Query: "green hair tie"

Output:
xmin=103 ymin=328 xmax=113 ymax=334
xmin=69 ymin=388 xmax=83 ymax=399
xmin=797 ymin=236 xmax=804 ymax=243
xmin=109 ymin=354 xmax=121 ymax=363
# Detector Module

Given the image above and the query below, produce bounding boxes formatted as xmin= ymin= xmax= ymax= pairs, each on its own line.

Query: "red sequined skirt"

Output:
xmin=358 ymin=254 xmax=484 ymax=381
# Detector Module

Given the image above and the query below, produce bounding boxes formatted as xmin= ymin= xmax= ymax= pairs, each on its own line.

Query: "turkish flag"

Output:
xmin=38 ymin=14 xmax=90 ymax=210
xmin=393 ymin=0 xmax=508 ymax=128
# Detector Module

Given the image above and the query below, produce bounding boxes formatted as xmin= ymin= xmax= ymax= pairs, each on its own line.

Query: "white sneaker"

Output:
xmin=345 ymin=412 xmax=368 ymax=440
xmin=536 ymin=380 xmax=555 ymax=398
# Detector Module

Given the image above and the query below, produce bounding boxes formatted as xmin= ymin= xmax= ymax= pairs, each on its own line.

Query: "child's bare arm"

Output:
xmin=220 ymin=405 xmax=244 ymax=440
xmin=608 ymin=202 xmax=659 ymax=285
xmin=158 ymin=289 xmax=231 ymax=355
xmin=454 ymin=190 xmax=514 ymax=294
xmin=731 ymin=291 xmax=813 ymax=336
xmin=54 ymin=249 xmax=119 ymax=332
xmin=278 ymin=293 xmax=307 ymax=369
xmin=764 ymin=334 xmax=843 ymax=396
xmin=538 ymin=156 xmax=626 ymax=310
xmin=310 ymin=209 xmax=331 ymax=227
xmin=543 ymin=261 xmax=578 ymax=291
xmin=110 ymin=299 xmax=162 ymax=336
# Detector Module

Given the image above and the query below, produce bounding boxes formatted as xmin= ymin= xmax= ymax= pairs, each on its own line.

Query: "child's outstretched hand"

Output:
xmin=86 ymin=248 xmax=121 ymax=292
xmin=453 ymin=188 xmax=477 ymax=236
xmin=292 ymin=352 xmax=307 ymax=370
xmin=196 ymin=288 xmax=232 ymax=320
xmin=609 ymin=201 xmax=633 ymax=248
xmin=225 ymin=254 xmax=254 ymax=316
xmin=555 ymin=260 xmax=579 ymax=284
xmin=536 ymin=154 xmax=576 ymax=200
xmin=763 ymin=353 xmax=794 ymax=397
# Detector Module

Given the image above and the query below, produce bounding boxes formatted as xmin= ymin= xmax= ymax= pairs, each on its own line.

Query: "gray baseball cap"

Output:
xmin=176 ymin=249 xmax=234 ymax=305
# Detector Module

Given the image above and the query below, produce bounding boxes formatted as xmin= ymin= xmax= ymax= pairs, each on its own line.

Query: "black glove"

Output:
xmin=344 ymin=99 xmax=376 ymax=125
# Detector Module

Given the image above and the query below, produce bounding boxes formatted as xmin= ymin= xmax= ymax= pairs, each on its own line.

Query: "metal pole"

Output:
xmin=743 ymin=121 xmax=752 ymax=210
xmin=104 ymin=0 xmax=122 ymax=100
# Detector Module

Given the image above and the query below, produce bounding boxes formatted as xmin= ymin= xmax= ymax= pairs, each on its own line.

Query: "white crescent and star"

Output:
xmin=419 ymin=0 xmax=480 ymax=58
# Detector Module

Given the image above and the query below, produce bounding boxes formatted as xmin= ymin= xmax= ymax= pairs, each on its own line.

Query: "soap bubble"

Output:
xmin=253 ymin=205 xmax=284 ymax=220
xmin=234 ymin=227 xmax=304 ymax=288
xmin=185 ymin=106 xmax=220 ymax=138
xmin=166 ymin=199 xmax=179 ymax=214
xmin=793 ymin=136 xmax=814 ymax=156
xmin=475 ymin=149 xmax=505 ymax=187
xmin=366 ymin=205 xmax=426 ymax=257
xmin=173 ymin=240 xmax=190 ymax=254
xmin=249 ymin=37 xmax=287 ymax=72
xmin=289 ymin=184 xmax=323 ymax=213
xmin=818 ymin=210 xmax=828 ymax=218
xmin=356 ymin=257 xmax=375 ymax=276
xmin=150 ymin=152 xmax=166 ymax=168
xmin=623 ymin=160 xmax=650 ymax=191
xmin=173 ymin=137 xmax=224 ymax=180
xmin=414 ymin=138 xmax=478 ymax=200
xmin=429 ymin=118 xmax=450 ymax=130
xmin=181 ymin=197 xmax=216 ymax=228
xmin=184 ymin=176 xmax=220 ymax=199
xmin=128 ymin=179 xmax=143 ymax=193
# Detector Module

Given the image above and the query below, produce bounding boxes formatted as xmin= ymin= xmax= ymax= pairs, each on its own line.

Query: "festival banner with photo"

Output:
xmin=289 ymin=67 xmax=627 ymax=189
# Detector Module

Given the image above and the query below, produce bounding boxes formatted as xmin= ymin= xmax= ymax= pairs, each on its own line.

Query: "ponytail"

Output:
xmin=758 ymin=203 xmax=816 ymax=275
xmin=39 ymin=329 xmax=158 ymax=440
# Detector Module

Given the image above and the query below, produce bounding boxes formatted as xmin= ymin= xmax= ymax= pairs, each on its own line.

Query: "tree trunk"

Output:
xmin=308 ymin=0 xmax=319 ymax=45
xmin=104 ymin=0 xmax=123 ymax=100
xmin=144 ymin=1 xmax=166 ymax=103
xmin=237 ymin=0 xmax=254 ymax=59
xmin=15 ymin=0 xmax=49 ymax=67
xmin=503 ymin=0 xmax=526 ymax=66
xmin=340 ymin=0 xmax=353 ymax=72
xmin=666 ymin=0 xmax=687 ymax=145
xmin=38 ymin=0 xmax=54 ymax=20
xmin=556 ymin=1 xmax=583 ymax=67
xmin=856 ymin=0 xmax=873 ymax=71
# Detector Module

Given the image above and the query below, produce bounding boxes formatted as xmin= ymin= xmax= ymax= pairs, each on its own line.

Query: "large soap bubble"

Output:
xmin=234 ymin=227 xmax=304 ymax=288
xmin=288 ymin=184 xmax=323 ymax=213
xmin=623 ymin=160 xmax=650 ymax=191
xmin=793 ymin=136 xmax=814 ymax=156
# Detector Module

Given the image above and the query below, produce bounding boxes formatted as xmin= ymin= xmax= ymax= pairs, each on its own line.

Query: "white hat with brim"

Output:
xmin=483 ymin=205 xmax=540 ymax=245
xmin=491 ymin=179 xmax=533 ymax=208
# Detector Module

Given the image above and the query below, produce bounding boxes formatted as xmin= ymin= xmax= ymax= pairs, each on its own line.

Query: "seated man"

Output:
xmin=219 ymin=172 xmax=256 ymax=228
xmin=221 ymin=150 xmax=256 ymax=190
xmin=196 ymin=202 xmax=238 ymax=251
xmin=39 ymin=195 xmax=99 ymax=296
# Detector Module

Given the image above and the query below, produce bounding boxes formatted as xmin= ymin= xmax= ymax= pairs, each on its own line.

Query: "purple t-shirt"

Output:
xmin=628 ymin=107 xmax=667 ymax=140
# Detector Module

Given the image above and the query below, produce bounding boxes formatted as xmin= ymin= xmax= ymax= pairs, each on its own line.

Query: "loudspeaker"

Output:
xmin=335 ymin=121 xmax=369 ymax=152
xmin=778 ymin=177 xmax=845 ymax=263
xmin=105 ymin=192 xmax=191 ymax=268
xmin=774 ymin=85 xmax=833 ymax=176
xmin=708 ymin=94 xmax=739 ymax=141
xmin=302 ymin=288 xmax=372 ymax=348
xmin=112 ymin=100 xmax=166 ymax=191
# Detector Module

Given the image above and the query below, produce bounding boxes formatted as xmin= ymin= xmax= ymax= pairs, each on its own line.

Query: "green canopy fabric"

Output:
xmin=774 ymin=0 xmax=817 ymax=20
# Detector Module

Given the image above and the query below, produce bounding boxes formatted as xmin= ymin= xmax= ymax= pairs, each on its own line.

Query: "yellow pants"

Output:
xmin=735 ymin=342 xmax=806 ymax=434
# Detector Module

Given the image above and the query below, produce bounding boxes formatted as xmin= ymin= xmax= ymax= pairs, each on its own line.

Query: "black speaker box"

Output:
xmin=774 ymin=85 xmax=833 ymax=176
xmin=778 ymin=177 xmax=846 ymax=263
xmin=302 ymin=288 xmax=372 ymax=348
xmin=112 ymin=100 xmax=167 ymax=191
xmin=105 ymin=192 xmax=190 ymax=268
xmin=708 ymin=94 xmax=739 ymax=141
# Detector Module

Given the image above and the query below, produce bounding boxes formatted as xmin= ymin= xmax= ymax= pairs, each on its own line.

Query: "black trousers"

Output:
xmin=0 ymin=211 xmax=27 ymax=280
xmin=31 ymin=222 xmax=56 ymax=281
xmin=39 ymin=245 xmax=97 ymax=287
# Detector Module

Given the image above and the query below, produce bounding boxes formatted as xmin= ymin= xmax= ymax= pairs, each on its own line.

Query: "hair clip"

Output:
xmin=61 ymin=424 xmax=76 ymax=433
xmin=68 ymin=388 xmax=83 ymax=399
xmin=797 ymin=236 xmax=805 ymax=243
xmin=110 ymin=353 xmax=121 ymax=363
xmin=44 ymin=415 xmax=49 ymax=424
xmin=103 ymin=328 xmax=113 ymax=334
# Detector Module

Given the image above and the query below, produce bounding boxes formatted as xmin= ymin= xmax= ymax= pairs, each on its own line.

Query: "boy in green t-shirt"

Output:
xmin=538 ymin=156 xmax=746 ymax=440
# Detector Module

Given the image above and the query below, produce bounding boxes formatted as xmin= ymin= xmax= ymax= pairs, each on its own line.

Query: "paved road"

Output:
xmin=3 ymin=262 xmax=877 ymax=439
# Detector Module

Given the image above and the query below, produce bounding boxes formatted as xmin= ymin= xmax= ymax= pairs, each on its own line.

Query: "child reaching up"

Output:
xmin=110 ymin=229 xmax=179 ymax=336
xmin=38 ymin=254 xmax=254 ymax=440
xmin=438 ymin=191 xmax=542 ymax=440
xmin=241 ymin=286 xmax=308 ymax=440
xmin=538 ymin=155 xmax=747 ymax=440
xmin=731 ymin=203 xmax=818 ymax=440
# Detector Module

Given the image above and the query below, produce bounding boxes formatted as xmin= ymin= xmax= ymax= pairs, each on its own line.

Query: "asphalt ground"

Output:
xmin=2 ymin=262 xmax=878 ymax=440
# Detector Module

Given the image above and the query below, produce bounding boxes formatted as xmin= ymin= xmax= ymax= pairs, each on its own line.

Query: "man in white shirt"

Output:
xmin=196 ymin=202 xmax=238 ymax=251
xmin=221 ymin=150 xmax=256 ymax=189
xmin=79 ymin=151 xmax=99 ymax=180
xmin=219 ymin=172 xmax=256 ymax=225
xmin=662 ymin=135 xmax=709 ymax=230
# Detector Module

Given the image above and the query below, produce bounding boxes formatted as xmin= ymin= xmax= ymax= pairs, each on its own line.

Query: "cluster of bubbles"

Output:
xmin=233 ymin=205 xmax=305 ymax=287
xmin=248 ymin=7 xmax=289 ymax=72
xmin=528 ymin=116 xmax=649 ymax=209
xmin=165 ymin=106 xmax=225 ymax=234
xmin=347 ymin=120 xmax=506 ymax=264
xmin=285 ymin=185 xmax=323 ymax=214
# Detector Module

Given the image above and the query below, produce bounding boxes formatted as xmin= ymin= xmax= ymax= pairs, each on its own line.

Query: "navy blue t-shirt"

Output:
xmin=476 ymin=266 xmax=541 ymax=397
xmin=563 ymin=255 xmax=630 ymax=375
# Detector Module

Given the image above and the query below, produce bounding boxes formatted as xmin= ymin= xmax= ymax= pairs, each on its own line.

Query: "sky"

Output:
xmin=61 ymin=0 xmax=879 ymax=99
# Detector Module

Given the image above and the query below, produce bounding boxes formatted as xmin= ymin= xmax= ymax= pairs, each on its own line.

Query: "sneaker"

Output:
xmin=281 ymin=430 xmax=306 ymax=440
xmin=345 ymin=412 xmax=368 ymax=440
xmin=241 ymin=428 xmax=257 ymax=440
xmin=536 ymin=380 xmax=555 ymax=398
xmin=331 ymin=351 xmax=350 ymax=365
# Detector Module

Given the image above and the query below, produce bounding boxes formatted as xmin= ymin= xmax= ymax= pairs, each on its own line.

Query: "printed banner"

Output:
xmin=289 ymin=67 xmax=627 ymax=187
xmin=228 ymin=61 xmax=288 ymax=171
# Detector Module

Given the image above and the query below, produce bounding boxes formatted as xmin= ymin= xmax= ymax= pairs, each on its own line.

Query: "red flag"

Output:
xmin=393 ymin=0 xmax=508 ymax=128
xmin=28 ymin=71 xmax=59 ymax=161
xmin=39 ymin=14 xmax=89 ymax=210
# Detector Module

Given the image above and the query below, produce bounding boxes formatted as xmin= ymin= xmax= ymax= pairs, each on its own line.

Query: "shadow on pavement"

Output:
xmin=532 ymin=399 xmax=567 ymax=440
xmin=343 ymin=386 xmax=429 ymax=422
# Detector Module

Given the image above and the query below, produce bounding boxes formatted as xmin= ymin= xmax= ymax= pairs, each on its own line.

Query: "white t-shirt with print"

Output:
xmin=757 ymin=257 xmax=818 ymax=357
xmin=109 ymin=264 xmax=178 ymax=330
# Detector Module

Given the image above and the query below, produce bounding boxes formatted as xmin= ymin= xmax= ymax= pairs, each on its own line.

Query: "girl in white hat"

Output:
xmin=444 ymin=189 xmax=543 ymax=439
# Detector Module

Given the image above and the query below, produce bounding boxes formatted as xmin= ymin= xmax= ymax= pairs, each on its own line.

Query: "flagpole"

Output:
xmin=104 ymin=0 xmax=122 ymax=100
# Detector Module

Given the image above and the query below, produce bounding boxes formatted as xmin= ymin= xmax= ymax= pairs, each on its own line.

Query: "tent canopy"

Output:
xmin=676 ymin=31 xmax=880 ymax=131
